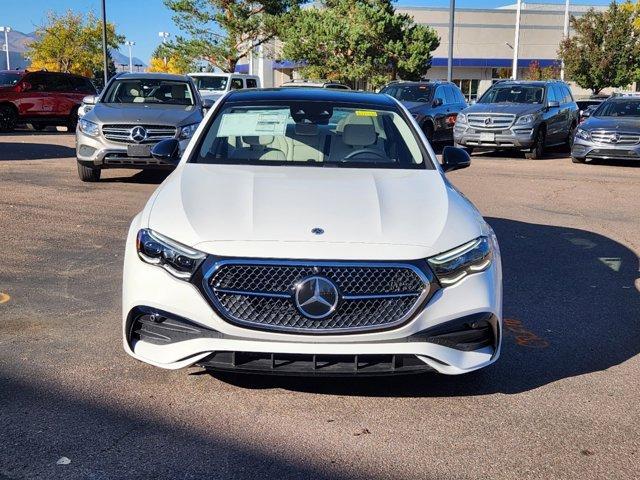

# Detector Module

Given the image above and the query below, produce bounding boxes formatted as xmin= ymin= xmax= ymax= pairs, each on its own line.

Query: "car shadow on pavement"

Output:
xmin=209 ymin=218 xmax=640 ymax=397
xmin=0 ymin=142 xmax=76 ymax=161
xmin=99 ymin=170 xmax=171 ymax=185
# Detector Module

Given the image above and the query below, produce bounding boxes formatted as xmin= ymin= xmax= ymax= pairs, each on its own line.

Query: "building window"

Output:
xmin=453 ymin=79 xmax=480 ymax=102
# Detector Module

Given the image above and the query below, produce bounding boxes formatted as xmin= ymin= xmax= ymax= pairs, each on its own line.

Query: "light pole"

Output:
xmin=158 ymin=32 xmax=170 ymax=66
xmin=561 ymin=0 xmax=570 ymax=81
xmin=125 ymin=41 xmax=135 ymax=72
xmin=0 ymin=26 xmax=11 ymax=70
xmin=101 ymin=0 xmax=109 ymax=87
xmin=511 ymin=0 xmax=523 ymax=80
xmin=447 ymin=0 xmax=456 ymax=82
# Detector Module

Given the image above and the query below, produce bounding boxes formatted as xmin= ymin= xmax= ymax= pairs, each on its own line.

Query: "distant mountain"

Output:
xmin=109 ymin=48 xmax=146 ymax=68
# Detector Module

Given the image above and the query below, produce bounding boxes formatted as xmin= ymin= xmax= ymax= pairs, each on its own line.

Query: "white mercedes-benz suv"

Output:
xmin=123 ymin=88 xmax=502 ymax=376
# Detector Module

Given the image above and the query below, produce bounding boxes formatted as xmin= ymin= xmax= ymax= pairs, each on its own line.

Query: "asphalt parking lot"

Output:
xmin=1 ymin=130 xmax=639 ymax=480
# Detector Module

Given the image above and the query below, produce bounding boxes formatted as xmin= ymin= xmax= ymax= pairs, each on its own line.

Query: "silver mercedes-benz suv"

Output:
xmin=75 ymin=72 xmax=212 ymax=182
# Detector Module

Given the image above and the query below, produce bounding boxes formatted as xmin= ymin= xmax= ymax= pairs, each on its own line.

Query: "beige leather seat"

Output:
xmin=229 ymin=136 xmax=286 ymax=161
xmin=286 ymin=123 xmax=325 ymax=162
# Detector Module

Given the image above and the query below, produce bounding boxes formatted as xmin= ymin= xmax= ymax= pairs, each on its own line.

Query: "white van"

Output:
xmin=188 ymin=73 xmax=261 ymax=102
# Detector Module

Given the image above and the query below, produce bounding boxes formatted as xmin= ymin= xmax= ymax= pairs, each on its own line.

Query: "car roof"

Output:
xmin=384 ymin=80 xmax=449 ymax=86
xmin=225 ymin=87 xmax=398 ymax=107
xmin=492 ymin=80 xmax=563 ymax=87
xmin=188 ymin=72 xmax=258 ymax=77
xmin=115 ymin=72 xmax=190 ymax=82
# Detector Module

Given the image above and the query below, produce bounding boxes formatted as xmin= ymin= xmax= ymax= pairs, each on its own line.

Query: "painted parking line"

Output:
xmin=0 ymin=292 xmax=10 ymax=304
xmin=503 ymin=318 xmax=549 ymax=348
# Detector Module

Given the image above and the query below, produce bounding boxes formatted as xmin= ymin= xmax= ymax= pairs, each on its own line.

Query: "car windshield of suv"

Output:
xmin=193 ymin=101 xmax=429 ymax=169
xmin=479 ymin=85 xmax=544 ymax=104
xmin=0 ymin=72 xmax=21 ymax=86
xmin=381 ymin=85 xmax=434 ymax=103
xmin=102 ymin=79 xmax=194 ymax=105
xmin=594 ymin=100 xmax=640 ymax=118
xmin=191 ymin=76 xmax=228 ymax=91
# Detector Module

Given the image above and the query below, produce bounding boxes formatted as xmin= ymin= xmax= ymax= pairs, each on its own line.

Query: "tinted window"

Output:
xmin=230 ymin=78 xmax=244 ymax=90
xmin=325 ymin=84 xmax=350 ymax=90
xmin=479 ymin=85 xmax=545 ymax=104
xmin=47 ymin=75 xmax=73 ymax=92
xmin=444 ymin=86 xmax=456 ymax=104
xmin=192 ymin=76 xmax=228 ymax=91
xmin=434 ymin=86 xmax=447 ymax=104
xmin=381 ymin=84 xmax=433 ymax=103
xmin=0 ymin=72 xmax=22 ymax=86
xmin=453 ymin=85 xmax=466 ymax=103
xmin=594 ymin=100 xmax=640 ymax=117
xmin=24 ymin=73 xmax=48 ymax=92
xmin=246 ymin=78 xmax=258 ymax=88
xmin=563 ymin=86 xmax=574 ymax=103
xmin=71 ymin=76 xmax=96 ymax=94
xmin=547 ymin=86 xmax=558 ymax=103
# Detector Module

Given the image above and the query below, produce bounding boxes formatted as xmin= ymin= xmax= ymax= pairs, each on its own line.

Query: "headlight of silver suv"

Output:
xmin=78 ymin=118 xmax=100 ymax=136
xmin=514 ymin=114 xmax=537 ymax=126
xmin=574 ymin=128 xmax=591 ymax=141
xmin=179 ymin=123 xmax=199 ymax=140
xmin=427 ymin=236 xmax=493 ymax=286
xmin=456 ymin=113 xmax=467 ymax=124
xmin=136 ymin=229 xmax=206 ymax=280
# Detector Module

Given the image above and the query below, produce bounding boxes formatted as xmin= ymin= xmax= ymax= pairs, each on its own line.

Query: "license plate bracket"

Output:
xmin=479 ymin=132 xmax=495 ymax=143
xmin=127 ymin=144 xmax=151 ymax=157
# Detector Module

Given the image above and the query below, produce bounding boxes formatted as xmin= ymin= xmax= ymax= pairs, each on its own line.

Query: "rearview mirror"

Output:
xmin=151 ymin=139 xmax=181 ymax=166
xmin=83 ymin=95 xmax=97 ymax=105
xmin=441 ymin=146 xmax=471 ymax=173
xmin=432 ymin=98 xmax=443 ymax=107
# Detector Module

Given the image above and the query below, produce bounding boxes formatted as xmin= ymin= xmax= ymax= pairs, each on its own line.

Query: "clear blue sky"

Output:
xmin=2 ymin=0 xmax=614 ymax=63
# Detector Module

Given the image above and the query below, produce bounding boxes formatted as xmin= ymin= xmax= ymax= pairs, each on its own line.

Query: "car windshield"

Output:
xmin=193 ymin=101 xmax=429 ymax=169
xmin=102 ymin=79 xmax=194 ymax=105
xmin=0 ymin=72 xmax=21 ymax=86
xmin=594 ymin=100 xmax=640 ymax=118
xmin=382 ymin=85 xmax=434 ymax=103
xmin=479 ymin=85 xmax=545 ymax=104
xmin=192 ymin=76 xmax=228 ymax=91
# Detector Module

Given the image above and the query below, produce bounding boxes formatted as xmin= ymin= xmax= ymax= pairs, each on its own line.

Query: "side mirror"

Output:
xmin=432 ymin=98 xmax=443 ymax=107
xmin=547 ymin=100 xmax=560 ymax=109
xmin=151 ymin=139 xmax=181 ymax=166
xmin=83 ymin=95 xmax=96 ymax=105
xmin=582 ymin=109 xmax=592 ymax=119
xmin=441 ymin=146 xmax=471 ymax=173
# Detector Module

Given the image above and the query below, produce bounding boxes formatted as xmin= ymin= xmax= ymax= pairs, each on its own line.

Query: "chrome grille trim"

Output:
xmin=202 ymin=259 xmax=433 ymax=334
xmin=102 ymin=124 xmax=177 ymax=144
xmin=467 ymin=113 xmax=516 ymax=131
xmin=589 ymin=130 xmax=640 ymax=146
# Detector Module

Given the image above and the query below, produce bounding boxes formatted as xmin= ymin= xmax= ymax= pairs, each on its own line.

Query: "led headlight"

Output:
xmin=515 ymin=114 xmax=536 ymax=126
xmin=574 ymin=128 xmax=591 ymax=141
xmin=78 ymin=118 xmax=100 ymax=136
xmin=427 ymin=236 xmax=493 ymax=286
xmin=179 ymin=123 xmax=199 ymax=140
xmin=456 ymin=113 xmax=467 ymax=124
xmin=136 ymin=229 xmax=206 ymax=280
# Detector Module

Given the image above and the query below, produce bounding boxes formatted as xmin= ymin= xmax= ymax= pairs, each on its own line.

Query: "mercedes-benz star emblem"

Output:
xmin=294 ymin=276 xmax=339 ymax=319
xmin=311 ymin=227 xmax=324 ymax=235
xmin=484 ymin=117 xmax=492 ymax=126
xmin=610 ymin=132 xmax=620 ymax=143
xmin=130 ymin=126 xmax=147 ymax=143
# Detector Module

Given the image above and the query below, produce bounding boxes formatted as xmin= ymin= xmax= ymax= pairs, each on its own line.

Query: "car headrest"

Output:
xmin=243 ymin=135 xmax=274 ymax=146
xmin=171 ymin=85 xmax=185 ymax=99
xmin=342 ymin=124 xmax=377 ymax=147
xmin=336 ymin=113 xmax=373 ymax=133
xmin=294 ymin=123 xmax=318 ymax=136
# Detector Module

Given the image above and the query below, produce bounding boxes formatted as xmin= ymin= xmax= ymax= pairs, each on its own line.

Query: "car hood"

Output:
xmin=88 ymin=103 xmax=202 ymax=126
xmin=198 ymin=91 xmax=225 ymax=101
xmin=583 ymin=116 xmax=640 ymax=131
xmin=143 ymin=164 xmax=484 ymax=260
xmin=462 ymin=103 xmax=542 ymax=116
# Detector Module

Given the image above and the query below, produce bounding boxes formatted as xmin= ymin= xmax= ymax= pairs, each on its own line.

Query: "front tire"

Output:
xmin=525 ymin=127 xmax=546 ymax=159
xmin=423 ymin=122 xmax=435 ymax=144
xmin=0 ymin=104 xmax=17 ymax=132
xmin=571 ymin=156 xmax=586 ymax=164
xmin=77 ymin=161 xmax=101 ymax=182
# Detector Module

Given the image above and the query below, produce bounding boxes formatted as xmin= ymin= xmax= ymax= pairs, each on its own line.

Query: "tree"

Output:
xmin=147 ymin=45 xmax=197 ymax=74
xmin=28 ymin=10 xmax=123 ymax=78
xmin=526 ymin=60 xmax=560 ymax=81
xmin=278 ymin=0 xmax=439 ymax=88
xmin=163 ymin=0 xmax=306 ymax=73
xmin=558 ymin=2 xmax=640 ymax=94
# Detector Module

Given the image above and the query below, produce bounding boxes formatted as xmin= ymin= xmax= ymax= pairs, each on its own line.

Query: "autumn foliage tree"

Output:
xmin=147 ymin=45 xmax=196 ymax=74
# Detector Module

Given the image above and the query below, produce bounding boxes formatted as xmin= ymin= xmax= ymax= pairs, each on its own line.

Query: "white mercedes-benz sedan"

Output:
xmin=122 ymin=88 xmax=502 ymax=376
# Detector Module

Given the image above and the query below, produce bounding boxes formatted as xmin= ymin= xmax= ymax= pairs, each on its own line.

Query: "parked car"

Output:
xmin=122 ymin=88 xmax=503 ymax=376
xmin=75 ymin=72 xmax=212 ymax=182
xmin=576 ymin=98 xmax=606 ymax=123
xmin=572 ymin=96 xmax=640 ymax=164
xmin=454 ymin=80 xmax=579 ymax=159
xmin=280 ymin=80 xmax=351 ymax=90
xmin=188 ymin=72 xmax=260 ymax=102
xmin=0 ymin=70 xmax=96 ymax=132
xmin=379 ymin=81 xmax=468 ymax=143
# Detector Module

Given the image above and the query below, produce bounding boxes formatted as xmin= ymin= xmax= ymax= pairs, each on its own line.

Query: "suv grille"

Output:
xmin=102 ymin=124 xmax=177 ymax=144
xmin=467 ymin=113 xmax=516 ymax=131
xmin=589 ymin=130 xmax=640 ymax=146
xmin=204 ymin=261 xmax=431 ymax=334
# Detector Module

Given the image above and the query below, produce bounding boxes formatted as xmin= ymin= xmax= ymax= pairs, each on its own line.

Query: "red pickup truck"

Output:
xmin=0 ymin=70 xmax=96 ymax=132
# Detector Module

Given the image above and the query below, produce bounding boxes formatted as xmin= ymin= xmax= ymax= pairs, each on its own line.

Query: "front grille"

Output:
xmin=102 ymin=124 xmax=177 ymax=144
xmin=589 ymin=130 xmax=640 ymax=146
xmin=204 ymin=261 xmax=431 ymax=334
xmin=467 ymin=113 xmax=516 ymax=131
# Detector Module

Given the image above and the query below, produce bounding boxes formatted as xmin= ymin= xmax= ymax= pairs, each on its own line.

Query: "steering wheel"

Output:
xmin=343 ymin=149 xmax=388 ymax=161
xmin=416 ymin=96 xmax=429 ymax=102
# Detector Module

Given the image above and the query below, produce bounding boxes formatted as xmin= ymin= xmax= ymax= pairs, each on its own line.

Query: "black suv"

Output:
xmin=454 ymin=80 xmax=579 ymax=159
xmin=379 ymin=81 xmax=468 ymax=143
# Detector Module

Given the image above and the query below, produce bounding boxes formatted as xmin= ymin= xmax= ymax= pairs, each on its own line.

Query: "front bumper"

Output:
xmin=76 ymin=130 xmax=190 ymax=169
xmin=454 ymin=124 xmax=535 ymax=149
xmin=572 ymin=138 xmax=640 ymax=161
xmin=122 ymin=222 xmax=503 ymax=376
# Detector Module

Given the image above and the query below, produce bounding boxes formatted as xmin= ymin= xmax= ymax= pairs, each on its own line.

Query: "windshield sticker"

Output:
xmin=355 ymin=110 xmax=378 ymax=117
xmin=217 ymin=111 xmax=289 ymax=137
